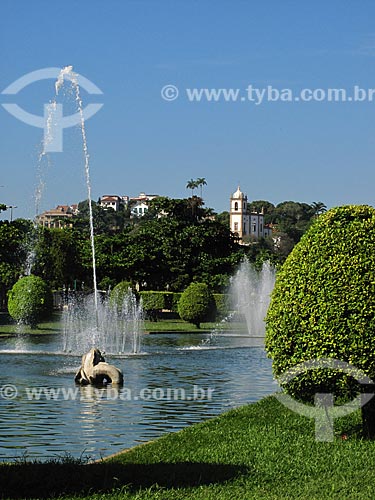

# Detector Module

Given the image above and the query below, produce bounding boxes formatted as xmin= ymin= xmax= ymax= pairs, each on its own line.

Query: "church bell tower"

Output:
xmin=230 ymin=186 xmax=249 ymax=239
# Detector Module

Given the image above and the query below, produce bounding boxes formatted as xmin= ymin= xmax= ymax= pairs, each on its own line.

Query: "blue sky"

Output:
xmin=1 ymin=0 xmax=375 ymax=219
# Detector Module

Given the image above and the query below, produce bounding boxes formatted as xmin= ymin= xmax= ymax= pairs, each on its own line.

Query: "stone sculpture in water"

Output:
xmin=75 ymin=348 xmax=124 ymax=385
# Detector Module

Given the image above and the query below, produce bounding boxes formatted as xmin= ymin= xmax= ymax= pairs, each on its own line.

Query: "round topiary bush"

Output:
xmin=8 ymin=275 xmax=53 ymax=327
xmin=110 ymin=281 xmax=134 ymax=312
xmin=265 ymin=205 xmax=375 ymax=402
xmin=178 ymin=282 xmax=215 ymax=328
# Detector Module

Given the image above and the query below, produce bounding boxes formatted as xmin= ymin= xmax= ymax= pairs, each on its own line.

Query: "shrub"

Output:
xmin=8 ymin=275 xmax=53 ymax=327
xmin=213 ymin=293 xmax=229 ymax=319
xmin=178 ymin=283 xmax=215 ymax=328
xmin=110 ymin=281 xmax=134 ymax=311
xmin=265 ymin=205 xmax=375 ymax=402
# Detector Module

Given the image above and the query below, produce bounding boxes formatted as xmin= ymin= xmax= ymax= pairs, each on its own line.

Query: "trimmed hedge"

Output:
xmin=137 ymin=291 xmax=227 ymax=319
xmin=112 ymin=289 xmax=227 ymax=322
xmin=8 ymin=275 xmax=53 ymax=327
xmin=137 ymin=291 xmax=180 ymax=311
xmin=139 ymin=291 xmax=165 ymax=311
xmin=265 ymin=205 xmax=375 ymax=401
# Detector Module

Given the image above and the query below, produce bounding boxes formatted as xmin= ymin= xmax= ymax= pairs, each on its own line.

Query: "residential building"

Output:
xmin=129 ymin=192 xmax=159 ymax=217
xmin=36 ymin=204 xmax=78 ymax=228
xmin=99 ymin=192 xmax=159 ymax=217
xmin=100 ymin=195 xmax=123 ymax=211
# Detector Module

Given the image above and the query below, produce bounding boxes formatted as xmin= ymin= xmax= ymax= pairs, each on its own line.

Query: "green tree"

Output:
xmin=74 ymin=200 xmax=128 ymax=235
xmin=32 ymin=227 xmax=82 ymax=290
xmin=8 ymin=275 xmax=53 ymax=327
xmin=186 ymin=179 xmax=198 ymax=197
xmin=272 ymin=201 xmax=314 ymax=243
xmin=148 ymin=197 xmax=193 ymax=221
xmin=215 ymin=211 xmax=229 ymax=226
xmin=178 ymin=282 xmax=215 ymax=328
xmin=310 ymin=201 xmax=327 ymax=216
xmin=0 ymin=219 xmax=31 ymax=308
xmin=248 ymin=200 xmax=275 ymax=218
xmin=196 ymin=177 xmax=207 ymax=198
xmin=265 ymin=205 xmax=375 ymax=414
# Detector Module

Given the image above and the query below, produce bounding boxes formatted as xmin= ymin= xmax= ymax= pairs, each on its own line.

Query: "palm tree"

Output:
xmin=186 ymin=179 xmax=198 ymax=197
xmin=310 ymin=201 xmax=327 ymax=216
xmin=196 ymin=177 xmax=207 ymax=199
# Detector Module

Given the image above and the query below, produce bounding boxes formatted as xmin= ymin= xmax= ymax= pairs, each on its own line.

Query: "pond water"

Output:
xmin=0 ymin=332 xmax=277 ymax=461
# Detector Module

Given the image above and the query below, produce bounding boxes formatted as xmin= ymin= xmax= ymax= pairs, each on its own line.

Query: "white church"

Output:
xmin=230 ymin=186 xmax=272 ymax=241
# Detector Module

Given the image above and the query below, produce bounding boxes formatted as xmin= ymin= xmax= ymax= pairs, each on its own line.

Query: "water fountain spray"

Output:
xmin=229 ymin=259 xmax=276 ymax=336
xmin=52 ymin=66 xmax=143 ymax=355
xmin=54 ymin=66 xmax=98 ymax=312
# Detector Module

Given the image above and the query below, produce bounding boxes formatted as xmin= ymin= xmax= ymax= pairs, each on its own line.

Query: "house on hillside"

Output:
xmin=100 ymin=195 xmax=123 ymax=211
xmin=99 ymin=192 xmax=159 ymax=217
xmin=36 ymin=204 xmax=78 ymax=228
xmin=129 ymin=192 xmax=159 ymax=218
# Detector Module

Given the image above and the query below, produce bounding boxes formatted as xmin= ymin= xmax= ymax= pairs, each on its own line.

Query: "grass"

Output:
xmin=143 ymin=318 xmax=245 ymax=334
xmin=0 ymin=312 xmax=63 ymax=336
xmin=2 ymin=396 xmax=375 ymax=499
xmin=0 ymin=312 xmax=244 ymax=336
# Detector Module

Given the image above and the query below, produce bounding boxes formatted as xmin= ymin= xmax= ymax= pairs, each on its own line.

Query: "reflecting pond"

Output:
xmin=0 ymin=332 xmax=277 ymax=461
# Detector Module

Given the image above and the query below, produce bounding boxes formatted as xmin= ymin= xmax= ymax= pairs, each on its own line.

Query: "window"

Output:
xmin=252 ymin=224 xmax=256 ymax=232
xmin=234 ymin=202 xmax=238 ymax=211
xmin=234 ymin=222 xmax=238 ymax=231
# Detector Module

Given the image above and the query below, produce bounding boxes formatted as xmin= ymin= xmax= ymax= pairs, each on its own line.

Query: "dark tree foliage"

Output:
xmin=32 ymin=227 xmax=83 ymax=290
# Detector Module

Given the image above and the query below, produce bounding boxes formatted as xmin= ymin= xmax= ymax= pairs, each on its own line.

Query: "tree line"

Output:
xmin=0 ymin=196 xmax=326 ymax=308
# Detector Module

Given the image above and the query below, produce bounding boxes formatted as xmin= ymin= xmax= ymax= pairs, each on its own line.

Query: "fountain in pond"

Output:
xmin=62 ymin=289 xmax=143 ymax=355
xmin=229 ymin=260 xmax=276 ymax=336
xmin=39 ymin=66 xmax=143 ymax=357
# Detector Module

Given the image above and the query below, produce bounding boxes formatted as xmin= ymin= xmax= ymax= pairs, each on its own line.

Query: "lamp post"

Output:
xmin=6 ymin=205 xmax=17 ymax=222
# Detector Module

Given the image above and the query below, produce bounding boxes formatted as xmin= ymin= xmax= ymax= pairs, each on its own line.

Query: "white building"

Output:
xmin=100 ymin=193 xmax=159 ymax=217
xmin=230 ymin=186 xmax=271 ymax=241
xmin=100 ymin=195 xmax=123 ymax=211
xmin=130 ymin=192 xmax=159 ymax=217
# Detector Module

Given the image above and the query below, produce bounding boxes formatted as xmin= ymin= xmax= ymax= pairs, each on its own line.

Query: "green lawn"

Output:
xmin=2 ymin=396 xmax=375 ymax=499
xmin=0 ymin=313 xmax=244 ymax=336
xmin=144 ymin=318 xmax=245 ymax=334
xmin=0 ymin=312 xmax=63 ymax=336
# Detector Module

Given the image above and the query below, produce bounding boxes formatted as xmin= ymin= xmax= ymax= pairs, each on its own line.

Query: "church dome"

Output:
xmin=232 ymin=186 xmax=245 ymax=199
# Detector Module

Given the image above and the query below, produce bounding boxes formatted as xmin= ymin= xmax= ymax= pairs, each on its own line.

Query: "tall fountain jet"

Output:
xmin=54 ymin=66 xmax=98 ymax=310
xmin=230 ymin=260 xmax=276 ymax=336
xmin=47 ymin=66 xmax=143 ymax=356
